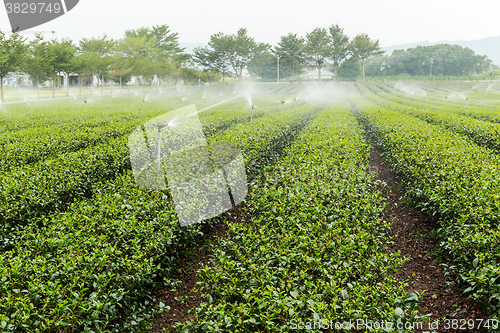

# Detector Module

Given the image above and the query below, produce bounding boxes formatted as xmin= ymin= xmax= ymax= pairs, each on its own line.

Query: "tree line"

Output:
xmin=194 ymin=27 xmax=493 ymax=82
xmin=194 ymin=26 xmax=384 ymax=83
xmin=0 ymin=25 xmax=201 ymax=102
xmin=0 ymin=24 xmax=494 ymax=103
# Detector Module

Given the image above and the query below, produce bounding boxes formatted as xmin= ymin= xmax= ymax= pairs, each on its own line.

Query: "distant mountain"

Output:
xmin=382 ymin=36 xmax=500 ymax=66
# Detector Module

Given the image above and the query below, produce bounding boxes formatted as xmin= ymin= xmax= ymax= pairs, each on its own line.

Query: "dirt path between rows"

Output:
xmin=368 ymin=139 xmax=485 ymax=332
xmin=150 ymin=209 xmax=237 ymax=332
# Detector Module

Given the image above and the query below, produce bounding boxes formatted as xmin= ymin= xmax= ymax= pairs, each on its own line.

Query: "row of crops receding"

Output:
xmin=0 ymin=84 xmax=324 ymax=332
xmin=350 ymin=87 xmax=500 ymax=321
xmin=178 ymin=97 xmax=423 ymax=331
xmin=2 ymin=81 xmax=500 ymax=331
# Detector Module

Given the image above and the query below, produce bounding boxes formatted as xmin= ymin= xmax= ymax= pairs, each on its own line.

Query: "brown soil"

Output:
xmin=369 ymin=140 xmax=486 ymax=332
xmin=150 ymin=204 xmax=244 ymax=333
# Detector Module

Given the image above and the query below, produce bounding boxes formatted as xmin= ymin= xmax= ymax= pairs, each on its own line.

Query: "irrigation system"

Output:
xmin=152 ymin=123 xmax=168 ymax=171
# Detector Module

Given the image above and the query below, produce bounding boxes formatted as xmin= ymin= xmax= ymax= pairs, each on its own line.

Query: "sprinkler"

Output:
xmin=293 ymin=98 xmax=296 ymax=108
xmin=280 ymin=101 xmax=285 ymax=112
xmin=251 ymin=104 xmax=255 ymax=124
xmin=84 ymin=100 xmax=87 ymax=112
xmin=152 ymin=123 xmax=168 ymax=171
xmin=143 ymin=99 xmax=146 ymax=110
xmin=466 ymin=97 xmax=469 ymax=107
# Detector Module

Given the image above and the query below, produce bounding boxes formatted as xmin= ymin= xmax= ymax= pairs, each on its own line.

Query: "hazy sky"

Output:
xmin=1 ymin=0 xmax=499 ymax=47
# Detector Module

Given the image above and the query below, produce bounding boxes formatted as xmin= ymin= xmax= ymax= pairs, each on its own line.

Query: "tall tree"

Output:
xmin=194 ymin=46 xmax=229 ymax=83
xmin=47 ymin=38 xmax=76 ymax=97
xmin=79 ymin=35 xmax=114 ymax=93
xmin=171 ymin=53 xmax=192 ymax=85
xmin=24 ymin=33 xmax=52 ymax=99
xmin=72 ymin=52 xmax=98 ymax=96
xmin=247 ymin=51 xmax=291 ymax=80
xmin=304 ymin=27 xmax=332 ymax=82
xmin=116 ymin=34 xmax=156 ymax=90
xmin=0 ymin=31 xmax=27 ymax=102
xmin=208 ymin=28 xmax=269 ymax=81
xmin=123 ymin=24 xmax=185 ymax=86
xmin=328 ymin=25 xmax=350 ymax=82
xmin=337 ymin=56 xmax=361 ymax=80
xmin=274 ymin=33 xmax=305 ymax=82
xmin=152 ymin=51 xmax=175 ymax=87
xmin=349 ymin=33 xmax=385 ymax=82
xmin=109 ymin=53 xmax=133 ymax=92
xmin=150 ymin=24 xmax=185 ymax=55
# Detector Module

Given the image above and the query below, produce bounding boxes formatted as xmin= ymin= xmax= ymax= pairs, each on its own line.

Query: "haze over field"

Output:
xmin=1 ymin=0 xmax=499 ymax=52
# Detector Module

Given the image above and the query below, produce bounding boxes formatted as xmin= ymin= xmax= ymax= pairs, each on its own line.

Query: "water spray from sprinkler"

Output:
xmin=152 ymin=123 xmax=168 ymax=171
